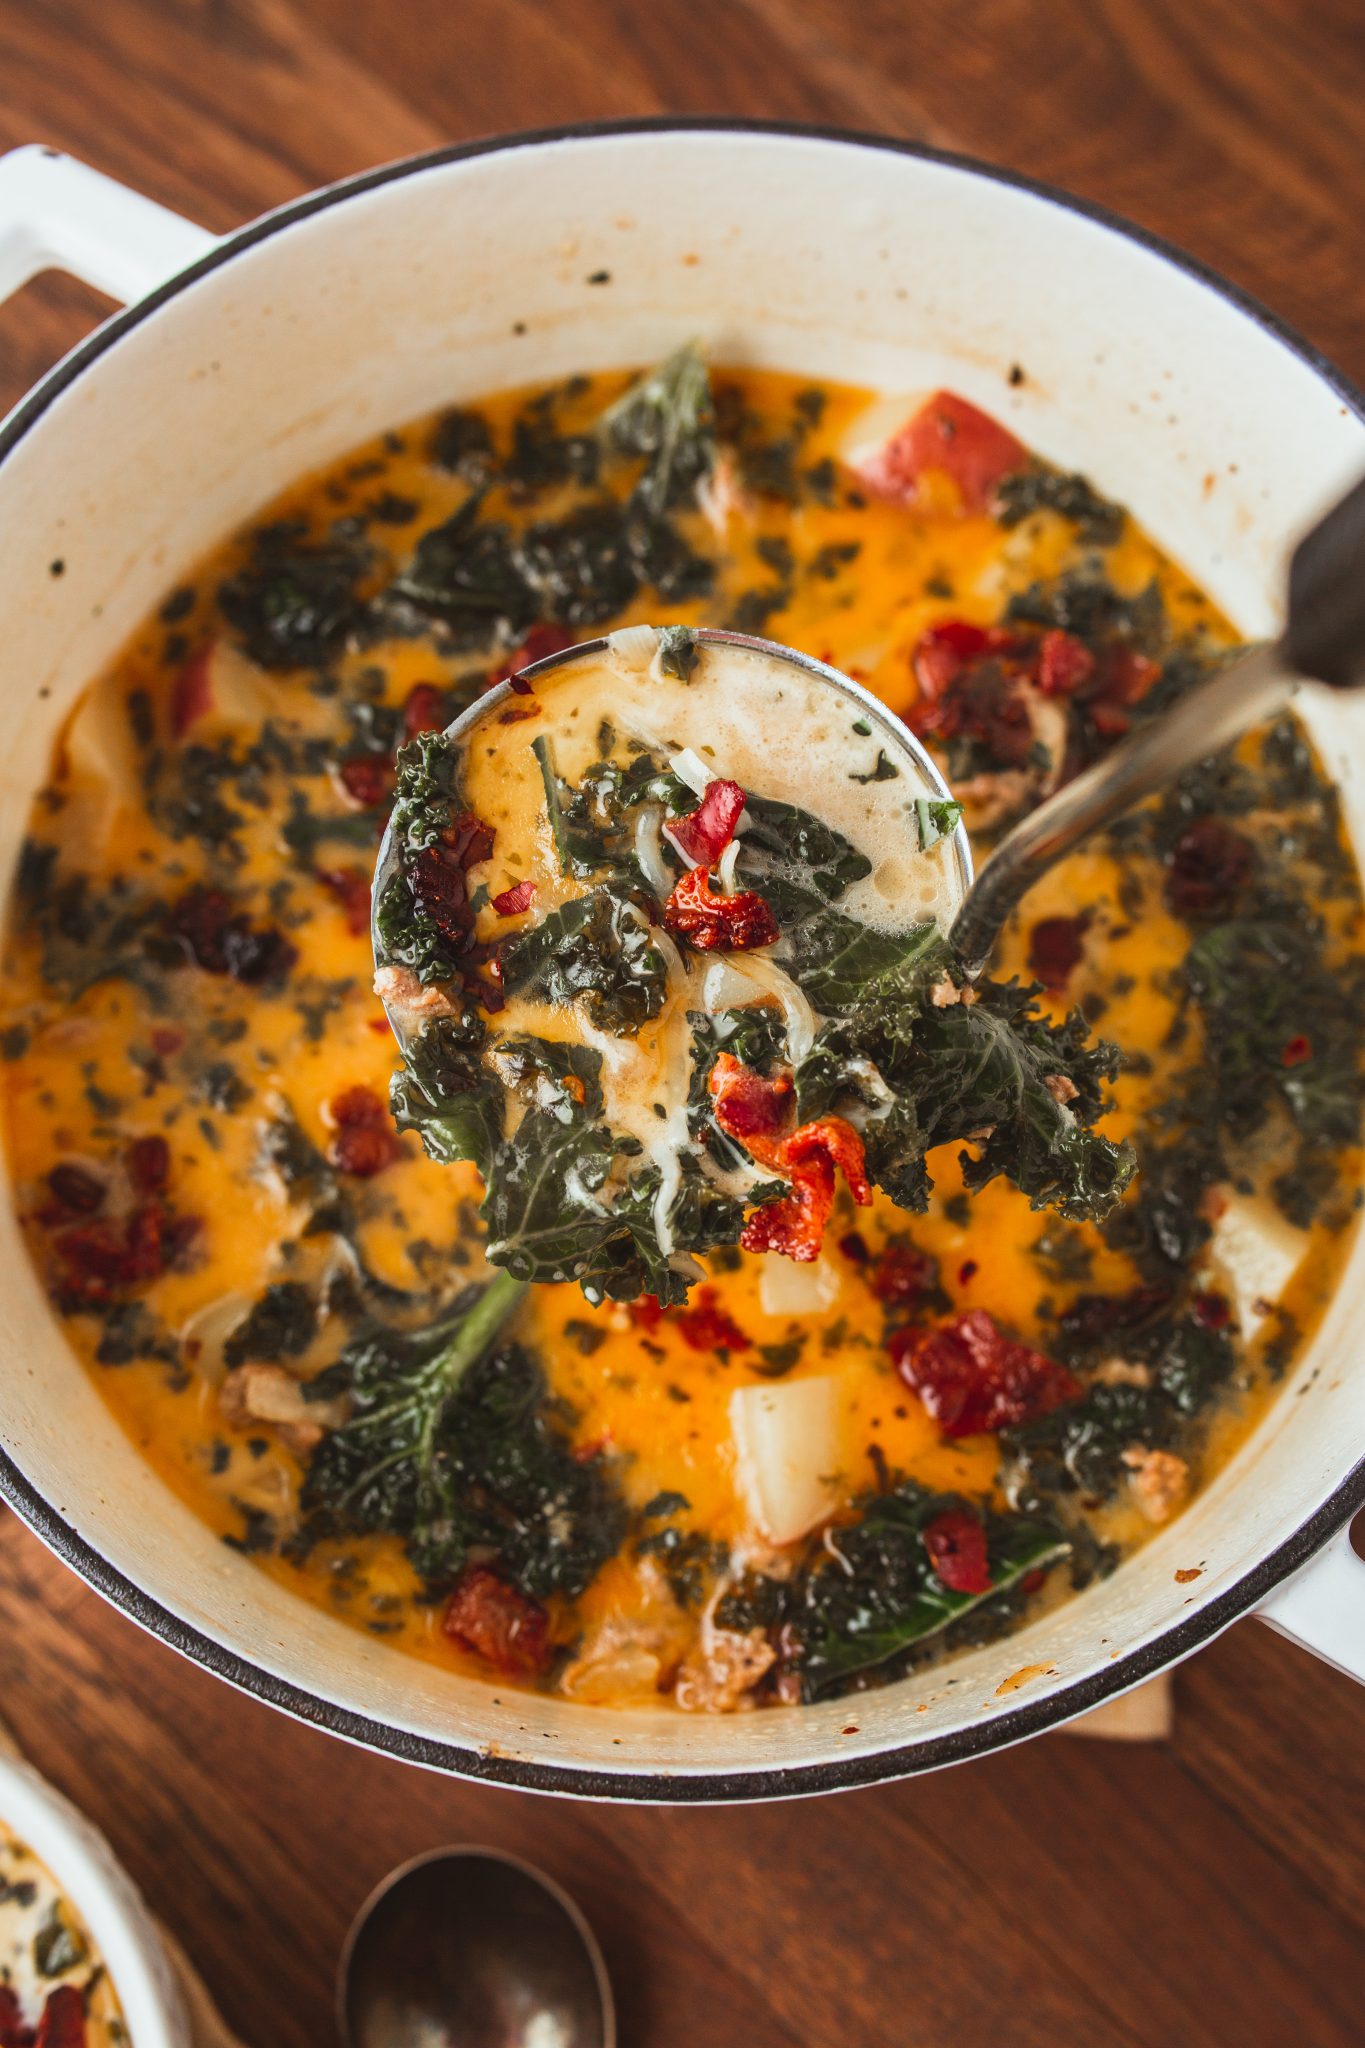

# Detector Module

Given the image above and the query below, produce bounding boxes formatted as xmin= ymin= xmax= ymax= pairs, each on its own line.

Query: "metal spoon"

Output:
xmin=338 ymin=1846 xmax=616 ymax=2048
xmin=949 ymin=469 xmax=1365 ymax=976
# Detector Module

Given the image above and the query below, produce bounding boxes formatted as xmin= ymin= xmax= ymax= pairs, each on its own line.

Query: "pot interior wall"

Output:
xmin=2 ymin=130 xmax=1363 ymax=1785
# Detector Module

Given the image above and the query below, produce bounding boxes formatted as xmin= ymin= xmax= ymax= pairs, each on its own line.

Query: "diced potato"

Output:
xmin=758 ymin=1253 xmax=841 ymax=1319
xmin=731 ymin=1375 xmax=840 ymax=1545
xmin=1207 ymin=1192 xmax=1307 ymax=1330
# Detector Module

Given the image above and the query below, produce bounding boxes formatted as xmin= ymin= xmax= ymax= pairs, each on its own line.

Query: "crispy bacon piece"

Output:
xmin=337 ymin=753 xmax=395 ymax=809
xmin=1035 ymin=628 xmax=1096 ymax=698
xmin=663 ymin=864 xmax=779 ymax=951
xmin=402 ymin=681 xmax=446 ymax=739
xmin=443 ymin=1564 xmax=552 ymax=1675
xmin=672 ymin=1285 xmax=751 ymax=1354
xmin=163 ymin=887 xmax=297 ymax=986
xmin=0 ymin=1985 xmax=30 ymax=2048
xmin=1027 ymin=913 xmax=1091 ymax=991
xmin=125 ymin=1134 xmax=170 ymax=1193
xmin=1085 ymin=645 xmax=1160 ymax=739
xmin=1163 ymin=817 xmax=1253 ymax=917
xmin=35 ymin=1986 xmax=86 ymax=2048
xmin=922 ymin=1508 xmax=993 ymax=1595
xmin=910 ymin=621 xmax=1037 ymax=769
xmin=51 ymin=1199 xmax=198 ymax=1311
xmin=326 ymin=1084 xmax=401 ymax=1178
xmin=857 ymin=391 xmax=1026 ymax=513
xmin=741 ymin=1117 xmax=871 ymax=1263
xmin=664 ymin=779 xmax=747 ymax=867
xmin=491 ymin=878 xmax=537 ymax=917
xmin=891 ymin=1309 xmax=1081 ymax=1437
xmin=319 ymin=866 xmax=372 ymax=936
xmin=169 ymin=642 xmax=214 ymax=738
xmin=870 ymin=1240 xmax=937 ymax=1308
xmin=708 ymin=1051 xmax=794 ymax=1157
xmin=45 ymin=1162 xmax=105 ymax=1219
xmin=408 ymin=812 xmax=495 ymax=957
xmin=488 ymin=621 xmax=575 ymax=689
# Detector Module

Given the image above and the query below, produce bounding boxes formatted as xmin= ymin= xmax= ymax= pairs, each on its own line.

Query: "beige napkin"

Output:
xmin=0 ymin=1715 xmax=245 ymax=2047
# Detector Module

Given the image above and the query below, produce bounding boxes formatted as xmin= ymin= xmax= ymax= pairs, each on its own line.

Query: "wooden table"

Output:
xmin=2 ymin=5 xmax=1364 ymax=2042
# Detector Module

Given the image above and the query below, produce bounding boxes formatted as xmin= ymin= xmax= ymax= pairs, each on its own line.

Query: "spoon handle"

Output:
xmin=948 ymin=641 xmax=1296 ymax=978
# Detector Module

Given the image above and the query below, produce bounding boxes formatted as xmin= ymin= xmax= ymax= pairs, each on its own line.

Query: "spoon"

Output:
xmin=338 ymin=1846 xmax=616 ymax=2048
xmin=949 ymin=468 xmax=1365 ymax=976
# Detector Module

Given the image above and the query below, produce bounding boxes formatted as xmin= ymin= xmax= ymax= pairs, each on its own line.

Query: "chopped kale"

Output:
xmin=657 ymin=623 xmax=700 ymax=681
xmin=223 ymin=1281 xmax=317 ymax=1367
xmin=499 ymin=882 xmax=671 ymax=1035
xmin=995 ymin=465 xmax=1126 ymax=546
xmin=219 ymin=521 xmax=371 ymax=670
xmin=598 ymin=342 xmax=716 ymax=516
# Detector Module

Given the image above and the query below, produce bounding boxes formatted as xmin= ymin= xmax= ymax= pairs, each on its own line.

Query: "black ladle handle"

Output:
xmin=949 ymin=471 xmax=1365 ymax=979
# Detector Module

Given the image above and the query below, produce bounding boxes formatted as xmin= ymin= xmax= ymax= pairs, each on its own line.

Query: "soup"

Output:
xmin=2 ymin=358 xmax=1359 ymax=1711
xmin=0 ymin=1818 xmax=125 ymax=2045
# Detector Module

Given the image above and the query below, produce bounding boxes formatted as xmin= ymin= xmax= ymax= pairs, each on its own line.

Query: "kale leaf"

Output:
xmin=219 ymin=522 xmax=371 ymax=671
xmin=995 ymin=465 xmax=1126 ymax=546
xmin=301 ymin=1270 xmax=624 ymax=1598
xmin=499 ymin=881 xmax=671 ymax=1035
xmin=598 ymin=342 xmax=717 ymax=517
xmin=389 ymin=1007 xmax=500 ymax=1177
xmin=223 ymin=1281 xmax=317 ymax=1368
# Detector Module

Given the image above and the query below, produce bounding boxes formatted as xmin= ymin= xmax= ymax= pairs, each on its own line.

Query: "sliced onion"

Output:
xmin=669 ymin=747 xmax=715 ymax=796
xmin=731 ymin=1376 xmax=841 ymax=1546
xmin=633 ymin=804 xmax=674 ymax=898
xmin=179 ymin=1290 xmax=253 ymax=1386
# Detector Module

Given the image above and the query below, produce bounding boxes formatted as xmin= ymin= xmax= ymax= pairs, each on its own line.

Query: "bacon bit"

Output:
xmin=1192 ymin=1290 xmax=1232 ymax=1330
xmin=325 ymin=1084 xmax=401 ymax=1178
xmin=909 ymin=620 xmax=1036 ymax=769
xmin=922 ymin=1508 xmax=993 ymax=1595
xmin=672 ymin=1285 xmax=751 ymax=1354
xmin=402 ymin=681 xmax=446 ymax=739
xmin=838 ymin=1229 xmax=871 ymax=1266
xmin=498 ymin=699 xmax=542 ymax=724
xmin=785 ymin=1118 xmax=871 ymax=1203
xmin=163 ymin=887 xmax=298 ymax=986
xmin=664 ymin=778 xmax=748 ymax=867
xmin=337 ymin=753 xmax=395 ymax=810
xmin=858 ymin=391 xmax=1027 ymax=513
xmin=628 ymin=1294 xmax=664 ymax=1330
xmin=319 ymin=866 xmax=372 ymax=937
xmin=51 ymin=1200 xmax=197 ymax=1311
xmin=1027 ymin=913 xmax=1090 ymax=990
xmin=125 ymin=1134 xmax=170 ymax=1193
xmin=488 ymin=621 xmax=575 ymax=689
xmin=663 ymin=864 xmax=779 ymax=951
xmin=443 ymin=1564 xmax=552 ymax=1674
xmin=891 ymin=1309 xmax=1082 ymax=1437
xmin=491 ymin=878 xmax=537 ymax=917
xmin=151 ymin=1026 xmax=185 ymax=1058
xmin=45 ymin=1162 xmax=105 ymax=1218
xmin=35 ymin=1986 xmax=87 ymax=2048
xmin=708 ymin=1051 xmax=794 ymax=1155
xmin=408 ymin=812 xmax=495 ymax=956
xmin=1281 ymin=1034 xmax=1312 ymax=1068
xmin=870 ymin=1240 xmax=937 ymax=1307
xmin=1164 ymin=817 xmax=1253 ymax=917
xmin=169 ymin=642 xmax=214 ymax=738
xmin=742 ymin=1117 xmax=871 ymax=1263
xmin=1035 ymin=629 xmax=1095 ymax=698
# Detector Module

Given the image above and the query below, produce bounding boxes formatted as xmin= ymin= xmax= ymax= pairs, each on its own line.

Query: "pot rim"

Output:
xmin=1 ymin=115 xmax=1363 ymax=1801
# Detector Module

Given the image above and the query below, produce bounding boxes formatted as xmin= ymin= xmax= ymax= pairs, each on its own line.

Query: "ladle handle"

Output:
xmin=951 ymin=467 xmax=1365 ymax=978
xmin=949 ymin=642 xmax=1296 ymax=978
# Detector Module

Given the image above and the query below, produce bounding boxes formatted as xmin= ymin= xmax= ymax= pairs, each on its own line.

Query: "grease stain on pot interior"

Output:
xmin=995 ymin=1662 xmax=1060 ymax=1698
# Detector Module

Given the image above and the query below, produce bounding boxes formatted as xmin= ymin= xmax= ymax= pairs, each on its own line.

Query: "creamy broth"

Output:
xmin=0 ymin=1819 xmax=126 ymax=2044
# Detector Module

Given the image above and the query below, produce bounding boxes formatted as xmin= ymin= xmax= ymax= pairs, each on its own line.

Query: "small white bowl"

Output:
xmin=0 ymin=1750 xmax=189 ymax=2046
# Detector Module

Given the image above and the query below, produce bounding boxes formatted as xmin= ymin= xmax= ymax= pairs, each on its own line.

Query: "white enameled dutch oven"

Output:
xmin=0 ymin=1746 xmax=189 ymax=2043
xmin=0 ymin=123 xmax=1362 ymax=1801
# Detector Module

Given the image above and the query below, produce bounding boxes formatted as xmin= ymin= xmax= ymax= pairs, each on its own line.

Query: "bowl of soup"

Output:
xmin=0 ymin=122 xmax=1361 ymax=1798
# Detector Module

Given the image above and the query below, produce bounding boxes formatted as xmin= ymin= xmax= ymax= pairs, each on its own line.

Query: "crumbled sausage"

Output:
xmin=1122 ymin=1445 xmax=1189 ymax=1523
xmin=674 ymin=1626 xmax=776 ymax=1713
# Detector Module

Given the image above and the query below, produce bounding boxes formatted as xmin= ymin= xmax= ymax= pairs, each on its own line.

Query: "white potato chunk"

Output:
xmin=1207 ymin=1192 xmax=1307 ymax=1330
xmin=731 ymin=1375 xmax=840 ymax=1546
xmin=758 ymin=1253 xmax=841 ymax=1319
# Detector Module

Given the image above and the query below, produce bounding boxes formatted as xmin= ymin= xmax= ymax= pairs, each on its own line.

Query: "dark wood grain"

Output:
xmin=1 ymin=5 xmax=1364 ymax=2043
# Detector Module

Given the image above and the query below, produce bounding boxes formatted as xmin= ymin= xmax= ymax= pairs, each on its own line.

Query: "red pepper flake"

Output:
xmin=857 ymin=391 xmax=1027 ymax=513
xmin=326 ymin=1084 xmax=402 ymax=1178
xmin=337 ymin=753 xmax=396 ymax=810
xmin=1192 ymin=1290 xmax=1232 ymax=1330
xmin=488 ymin=621 xmax=575 ymax=690
xmin=708 ymin=1051 xmax=794 ymax=1156
xmin=664 ymin=778 xmax=747 ymax=867
xmin=1027 ymin=913 xmax=1091 ymax=991
xmin=319 ymin=866 xmax=372 ymax=937
xmin=150 ymin=1026 xmax=185 ymax=1058
xmin=1281 ymin=1034 xmax=1312 ymax=1067
xmin=402 ymin=681 xmax=446 ymax=740
xmin=663 ymin=864 xmax=779 ymax=952
xmin=492 ymin=878 xmax=537 ymax=917
xmin=838 ymin=1229 xmax=871 ymax=1266
xmin=125 ymin=1134 xmax=170 ymax=1193
xmin=891 ymin=1309 xmax=1081 ymax=1437
xmin=443 ymin=1564 xmax=552 ymax=1675
xmin=1035 ymin=628 xmax=1095 ymax=698
xmin=922 ymin=1508 xmax=993 ymax=1596
xmin=870 ymin=1240 xmax=937 ymax=1306
xmin=957 ymin=1258 xmax=978 ymax=1286
xmin=33 ymin=1985 xmax=87 ymax=2048
xmin=169 ymin=642 xmax=214 ymax=738
xmin=672 ymin=1285 xmax=751 ymax=1354
xmin=1163 ymin=817 xmax=1253 ymax=917
xmin=163 ymin=886 xmax=298 ymax=986
xmin=1018 ymin=1567 xmax=1047 ymax=1596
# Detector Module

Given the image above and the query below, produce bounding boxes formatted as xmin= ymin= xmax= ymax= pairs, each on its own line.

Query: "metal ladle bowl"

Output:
xmin=339 ymin=1846 xmax=615 ymax=2048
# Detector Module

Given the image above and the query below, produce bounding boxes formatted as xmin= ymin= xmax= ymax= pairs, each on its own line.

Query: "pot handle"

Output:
xmin=1258 ymin=1521 xmax=1365 ymax=1684
xmin=0 ymin=146 xmax=215 ymax=310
